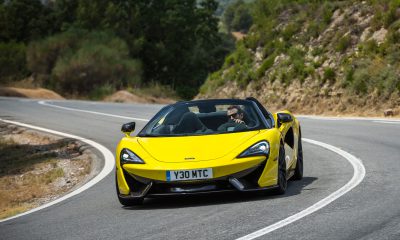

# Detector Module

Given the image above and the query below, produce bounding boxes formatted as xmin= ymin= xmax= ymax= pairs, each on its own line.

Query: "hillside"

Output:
xmin=198 ymin=0 xmax=400 ymax=116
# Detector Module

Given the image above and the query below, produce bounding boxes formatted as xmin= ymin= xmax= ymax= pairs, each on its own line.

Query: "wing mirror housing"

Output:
xmin=121 ymin=122 xmax=135 ymax=136
xmin=277 ymin=113 xmax=293 ymax=127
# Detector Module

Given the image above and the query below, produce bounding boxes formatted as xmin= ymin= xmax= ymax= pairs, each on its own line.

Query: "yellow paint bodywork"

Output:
xmin=116 ymin=112 xmax=300 ymax=195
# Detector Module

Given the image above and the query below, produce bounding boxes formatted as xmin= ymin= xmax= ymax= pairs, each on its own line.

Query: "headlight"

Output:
xmin=238 ymin=141 xmax=269 ymax=158
xmin=120 ymin=148 xmax=145 ymax=164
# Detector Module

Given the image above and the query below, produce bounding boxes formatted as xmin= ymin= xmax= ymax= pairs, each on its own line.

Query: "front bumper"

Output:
xmin=117 ymin=159 xmax=278 ymax=199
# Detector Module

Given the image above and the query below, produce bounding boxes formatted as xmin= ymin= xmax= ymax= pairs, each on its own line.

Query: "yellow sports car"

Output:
xmin=115 ymin=98 xmax=302 ymax=205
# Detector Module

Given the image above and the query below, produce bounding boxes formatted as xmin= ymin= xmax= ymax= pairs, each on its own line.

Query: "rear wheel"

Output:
xmin=275 ymin=144 xmax=287 ymax=195
xmin=292 ymin=134 xmax=303 ymax=180
xmin=116 ymin=173 xmax=144 ymax=206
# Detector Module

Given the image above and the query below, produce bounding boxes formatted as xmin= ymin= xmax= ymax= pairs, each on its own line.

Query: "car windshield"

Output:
xmin=139 ymin=100 xmax=266 ymax=137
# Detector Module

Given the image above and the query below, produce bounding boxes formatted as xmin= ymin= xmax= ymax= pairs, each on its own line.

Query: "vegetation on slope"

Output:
xmin=199 ymin=0 xmax=400 ymax=115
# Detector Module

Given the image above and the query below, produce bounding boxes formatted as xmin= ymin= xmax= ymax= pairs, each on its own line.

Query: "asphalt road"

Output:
xmin=0 ymin=97 xmax=399 ymax=240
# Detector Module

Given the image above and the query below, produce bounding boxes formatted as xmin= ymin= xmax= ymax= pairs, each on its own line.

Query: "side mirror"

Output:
xmin=121 ymin=122 xmax=135 ymax=136
xmin=277 ymin=113 xmax=293 ymax=125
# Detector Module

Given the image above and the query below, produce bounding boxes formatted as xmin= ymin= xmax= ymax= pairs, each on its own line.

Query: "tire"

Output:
xmin=116 ymin=173 xmax=144 ymax=206
xmin=275 ymin=144 xmax=287 ymax=195
xmin=292 ymin=133 xmax=303 ymax=180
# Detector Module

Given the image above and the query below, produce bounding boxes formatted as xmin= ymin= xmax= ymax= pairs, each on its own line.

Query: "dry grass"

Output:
xmin=104 ymin=90 xmax=175 ymax=104
xmin=0 ymin=163 xmax=64 ymax=219
xmin=0 ymin=87 xmax=64 ymax=99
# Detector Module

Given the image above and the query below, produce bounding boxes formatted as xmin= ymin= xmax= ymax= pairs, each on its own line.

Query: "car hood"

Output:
xmin=137 ymin=131 xmax=260 ymax=163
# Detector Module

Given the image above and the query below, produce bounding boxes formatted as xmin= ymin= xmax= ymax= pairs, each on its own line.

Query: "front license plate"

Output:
xmin=166 ymin=168 xmax=213 ymax=181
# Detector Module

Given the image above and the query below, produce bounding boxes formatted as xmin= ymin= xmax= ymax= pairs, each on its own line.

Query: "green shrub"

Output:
xmin=199 ymin=70 xmax=225 ymax=95
xmin=287 ymin=46 xmax=308 ymax=80
xmin=371 ymin=1 xmax=400 ymax=29
xmin=342 ymin=67 xmax=354 ymax=88
xmin=352 ymin=69 xmax=369 ymax=94
xmin=360 ymin=39 xmax=379 ymax=55
xmin=385 ymin=45 xmax=400 ymax=64
xmin=321 ymin=2 xmax=334 ymax=24
xmin=304 ymin=65 xmax=315 ymax=77
xmin=176 ymin=85 xmax=198 ymax=100
xmin=336 ymin=35 xmax=351 ymax=53
xmin=27 ymin=29 xmax=142 ymax=95
xmin=0 ymin=42 xmax=29 ymax=84
xmin=256 ymin=53 xmax=277 ymax=78
xmin=311 ymin=47 xmax=324 ymax=56
xmin=281 ymin=22 xmax=300 ymax=41
xmin=347 ymin=58 xmax=400 ymax=96
xmin=292 ymin=58 xmax=306 ymax=80
xmin=386 ymin=29 xmax=400 ymax=44
xmin=27 ymin=28 xmax=84 ymax=76
xmin=262 ymin=41 xmax=276 ymax=57
xmin=233 ymin=42 xmax=253 ymax=65
xmin=383 ymin=1 xmax=400 ymax=28
xmin=307 ymin=21 xmax=322 ymax=39
xmin=323 ymin=67 xmax=336 ymax=81
xmin=132 ymin=82 xmax=177 ymax=99
xmin=273 ymin=39 xmax=289 ymax=53
xmin=89 ymin=84 xmax=115 ymax=100
xmin=52 ymin=41 xmax=141 ymax=95
xmin=380 ymin=65 xmax=399 ymax=94
xmin=371 ymin=11 xmax=384 ymax=30
xmin=236 ymin=63 xmax=255 ymax=87
xmin=243 ymin=31 xmax=261 ymax=50
xmin=223 ymin=54 xmax=235 ymax=67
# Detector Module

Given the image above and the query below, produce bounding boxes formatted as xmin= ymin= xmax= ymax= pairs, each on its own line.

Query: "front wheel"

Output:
xmin=116 ymin=173 xmax=144 ymax=206
xmin=275 ymin=144 xmax=287 ymax=195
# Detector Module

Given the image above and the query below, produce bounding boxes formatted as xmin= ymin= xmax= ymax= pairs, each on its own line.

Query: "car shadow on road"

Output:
xmin=122 ymin=176 xmax=318 ymax=210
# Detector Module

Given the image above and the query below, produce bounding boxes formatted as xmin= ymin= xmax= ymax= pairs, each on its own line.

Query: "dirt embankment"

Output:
xmin=0 ymin=86 xmax=175 ymax=104
xmin=0 ymin=87 xmax=64 ymax=100
xmin=104 ymin=90 xmax=175 ymax=104
xmin=0 ymin=123 xmax=100 ymax=220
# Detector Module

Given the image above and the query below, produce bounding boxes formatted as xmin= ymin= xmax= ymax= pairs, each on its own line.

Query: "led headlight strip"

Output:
xmin=120 ymin=148 xmax=145 ymax=164
xmin=238 ymin=141 xmax=270 ymax=158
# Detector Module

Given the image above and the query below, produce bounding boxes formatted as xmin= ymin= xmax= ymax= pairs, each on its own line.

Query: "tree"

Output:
xmin=223 ymin=0 xmax=253 ymax=33
xmin=0 ymin=0 xmax=53 ymax=42
xmin=52 ymin=0 xmax=79 ymax=31
xmin=1 ymin=0 xmax=229 ymax=99
xmin=231 ymin=4 xmax=252 ymax=32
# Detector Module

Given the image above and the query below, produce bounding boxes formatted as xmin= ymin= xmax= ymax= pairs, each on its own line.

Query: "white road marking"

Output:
xmin=4 ymin=101 xmax=367 ymax=237
xmin=372 ymin=121 xmax=400 ymax=125
xmin=298 ymin=115 xmax=400 ymax=122
xmin=37 ymin=100 xmax=400 ymax=124
xmin=298 ymin=116 xmax=349 ymax=121
xmin=38 ymin=100 xmax=149 ymax=122
xmin=0 ymin=119 xmax=115 ymax=223
xmin=236 ymin=138 xmax=366 ymax=240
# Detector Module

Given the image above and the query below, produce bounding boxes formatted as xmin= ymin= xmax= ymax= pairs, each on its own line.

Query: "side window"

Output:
xmin=260 ymin=109 xmax=273 ymax=128
xmin=247 ymin=98 xmax=274 ymax=128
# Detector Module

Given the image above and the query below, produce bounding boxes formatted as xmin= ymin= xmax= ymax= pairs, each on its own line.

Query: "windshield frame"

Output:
xmin=137 ymin=99 xmax=270 ymax=137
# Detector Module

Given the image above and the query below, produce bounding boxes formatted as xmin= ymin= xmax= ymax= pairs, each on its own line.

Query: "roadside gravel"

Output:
xmin=0 ymin=123 xmax=100 ymax=219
